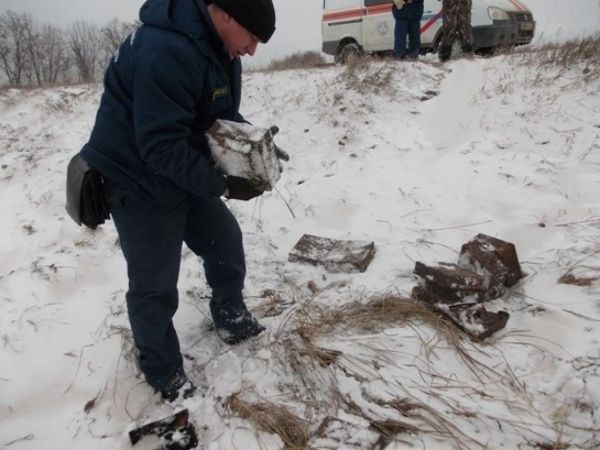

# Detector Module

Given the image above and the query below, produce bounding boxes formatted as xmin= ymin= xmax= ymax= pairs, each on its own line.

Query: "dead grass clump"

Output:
xmin=228 ymin=395 xmax=310 ymax=449
xmin=294 ymin=295 xmax=463 ymax=343
xmin=370 ymin=418 xmax=419 ymax=436
xmin=558 ymin=273 xmax=598 ymax=287
xmin=289 ymin=294 xmax=496 ymax=382
xmin=516 ymin=35 xmax=600 ymax=82
xmin=528 ymin=441 xmax=569 ymax=450
xmin=278 ymin=337 xmax=339 ymax=412
xmin=372 ymin=397 xmax=481 ymax=448
xmin=252 ymin=289 xmax=290 ymax=318
xmin=299 ymin=340 xmax=341 ymax=368
xmin=262 ymin=51 xmax=328 ymax=72
xmin=339 ymin=60 xmax=395 ymax=96
xmin=537 ymin=35 xmax=600 ymax=66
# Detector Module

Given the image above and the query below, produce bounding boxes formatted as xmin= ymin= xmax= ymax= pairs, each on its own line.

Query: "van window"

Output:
xmin=364 ymin=0 xmax=392 ymax=6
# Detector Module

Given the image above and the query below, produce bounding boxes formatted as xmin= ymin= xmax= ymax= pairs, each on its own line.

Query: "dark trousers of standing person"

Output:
xmin=105 ymin=181 xmax=247 ymax=392
xmin=439 ymin=0 xmax=473 ymax=61
xmin=393 ymin=3 xmax=424 ymax=59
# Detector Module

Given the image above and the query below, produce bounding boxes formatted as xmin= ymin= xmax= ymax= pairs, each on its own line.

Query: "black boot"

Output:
xmin=438 ymin=45 xmax=452 ymax=62
xmin=215 ymin=310 xmax=265 ymax=345
xmin=462 ymin=43 xmax=474 ymax=55
xmin=160 ymin=370 xmax=196 ymax=402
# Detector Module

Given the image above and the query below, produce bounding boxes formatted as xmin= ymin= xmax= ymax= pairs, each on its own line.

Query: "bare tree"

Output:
xmin=101 ymin=18 xmax=138 ymax=58
xmin=21 ymin=12 xmax=43 ymax=86
xmin=68 ymin=21 xmax=102 ymax=83
xmin=38 ymin=24 xmax=71 ymax=85
xmin=0 ymin=14 xmax=137 ymax=87
xmin=0 ymin=11 xmax=30 ymax=86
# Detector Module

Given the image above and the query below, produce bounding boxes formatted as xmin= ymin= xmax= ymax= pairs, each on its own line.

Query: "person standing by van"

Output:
xmin=392 ymin=0 xmax=424 ymax=59
xmin=439 ymin=0 xmax=473 ymax=61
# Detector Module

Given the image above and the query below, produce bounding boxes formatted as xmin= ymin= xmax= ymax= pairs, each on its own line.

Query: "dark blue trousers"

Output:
xmin=392 ymin=3 xmax=424 ymax=59
xmin=106 ymin=182 xmax=246 ymax=391
xmin=394 ymin=16 xmax=422 ymax=58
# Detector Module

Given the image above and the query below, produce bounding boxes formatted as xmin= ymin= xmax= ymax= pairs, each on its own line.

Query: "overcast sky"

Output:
xmin=1 ymin=0 xmax=599 ymax=67
xmin=0 ymin=0 xmax=323 ymax=68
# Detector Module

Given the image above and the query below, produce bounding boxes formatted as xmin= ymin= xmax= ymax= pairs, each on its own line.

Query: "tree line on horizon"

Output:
xmin=0 ymin=10 xmax=138 ymax=88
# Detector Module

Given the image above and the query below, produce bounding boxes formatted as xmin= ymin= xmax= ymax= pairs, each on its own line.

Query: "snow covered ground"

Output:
xmin=1 ymin=48 xmax=599 ymax=449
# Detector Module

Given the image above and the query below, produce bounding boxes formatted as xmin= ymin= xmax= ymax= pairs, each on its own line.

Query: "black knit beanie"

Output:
xmin=212 ymin=0 xmax=276 ymax=43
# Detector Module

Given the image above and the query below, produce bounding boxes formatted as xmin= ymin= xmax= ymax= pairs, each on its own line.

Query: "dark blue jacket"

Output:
xmin=392 ymin=0 xmax=425 ymax=21
xmin=81 ymin=0 xmax=240 ymax=205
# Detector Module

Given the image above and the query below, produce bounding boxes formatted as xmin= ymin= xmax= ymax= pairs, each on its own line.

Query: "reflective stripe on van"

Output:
xmin=323 ymin=7 xmax=363 ymax=22
xmin=421 ymin=11 xmax=443 ymax=33
xmin=324 ymin=5 xmax=443 ymax=34
xmin=322 ymin=3 xmax=394 ymax=23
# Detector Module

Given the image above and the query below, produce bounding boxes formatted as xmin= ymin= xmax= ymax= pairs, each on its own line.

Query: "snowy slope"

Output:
xmin=1 ymin=51 xmax=599 ymax=450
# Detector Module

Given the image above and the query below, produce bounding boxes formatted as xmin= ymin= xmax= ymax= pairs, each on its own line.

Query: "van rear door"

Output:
xmin=322 ymin=0 xmax=364 ymax=56
xmin=362 ymin=0 xmax=395 ymax=51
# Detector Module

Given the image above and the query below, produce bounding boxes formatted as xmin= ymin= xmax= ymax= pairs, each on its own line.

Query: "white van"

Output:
xmin=322 ymin=0 xmax=535 ymax=62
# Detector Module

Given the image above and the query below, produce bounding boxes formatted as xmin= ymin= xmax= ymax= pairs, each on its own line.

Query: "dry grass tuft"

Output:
xmin=535 ymin=36 xmax=600 ymax=69
xmin=370 ymin=418 xmax=419 ymax=436
xmin=278 ymin=337 xmax=339 ymax=411
xmin=558 ymin=272 xmax=598 ymax=287
xmin=252 ymin=290 xmax=290 ymax=318
xmin=273 ymin=293 xmax=523 ymax=448
xmin=339 ymin=59 xmax=395 ymax=97
xmin=284 ymin=293 xmax=497 ymax=395
xmin=261 ymin=51 xmax=328 ymax=72
xmin=299 ymin=341 xmax=342 ymax=368
xmin=528 ymin=441 xmax=569 ymax=450
xmin=228 ymin=395 xmax=310 ymax=449
xmin=293 ymin=295 xmax=465 ymax=345
xmin=513 ymin=35 xmax=600 ymax=82
xmin=371 ymin=396 xmax=482 ymax=448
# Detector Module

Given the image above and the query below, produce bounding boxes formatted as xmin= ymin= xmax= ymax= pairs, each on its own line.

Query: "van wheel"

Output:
xmin=477 ymin=46 xmax=495 ymax=56
xmin=337 ymin=42 xmax=362 ymax=64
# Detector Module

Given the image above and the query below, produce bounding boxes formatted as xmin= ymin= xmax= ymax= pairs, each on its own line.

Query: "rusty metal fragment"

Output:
xmin=439 ymin=303 xmax=509 ymax=341
xmin=411 ymin=285 xmax=456 ymax=305
xmin=481 ymin=234 xmax=522 ymax=285
xmin=129 ymin=409 xmax=198 ymax=450
xmin=206 ymin=119 xmax=281 ymax=191
xmin=411 ymin=234 xmax=520 ymax=340
xmin=313 ymin=416 xmax=379 ymax=449
xmin=458 ymin=243 xmax=507 ymax=300
xmin=413 ymin=262 xmax=485 ymax=302
xmin=410 ymin=290 xmax=510 ymax=341
xmin=458 ymin=234 xmax=523 ymax=296
xmin=289 ymin=234 xmax=376 ymax=273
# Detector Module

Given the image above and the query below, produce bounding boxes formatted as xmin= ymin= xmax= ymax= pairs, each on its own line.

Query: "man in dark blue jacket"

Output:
xmin=80 ymin=0 xmax=276 ymax=401
xmin=392 ymin=0 xmax=424 ymax=59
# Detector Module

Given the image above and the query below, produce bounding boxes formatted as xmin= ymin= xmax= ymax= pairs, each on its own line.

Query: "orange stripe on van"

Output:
xmin=507 ymin=0 xmax=526 ymax=12
xmin=324 ymin=4 xmax=443 ymax=32
xmin=421 ymin=11 xmax=442 ymax=33
xmin=322 ymin=3 xmax=393 ymax=22
xmin=365 ymin=3 xmax=392 ymax=15
xmin=323 ymin=7 xmax=364 ymax=22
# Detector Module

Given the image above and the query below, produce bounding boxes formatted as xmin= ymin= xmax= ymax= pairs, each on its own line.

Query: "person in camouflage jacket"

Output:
xmin=439 ymin=0 xmax=473 ymax=62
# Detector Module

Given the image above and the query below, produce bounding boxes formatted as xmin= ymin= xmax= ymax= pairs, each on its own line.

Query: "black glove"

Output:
xmin=269 ymin=126 xmax=290 ymax=162
xmin=226 ymin=176 xmax=264 ymax=201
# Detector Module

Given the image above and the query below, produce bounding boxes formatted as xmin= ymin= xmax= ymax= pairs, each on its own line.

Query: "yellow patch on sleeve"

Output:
xmin=212 ymin=86 xmax=228 ymax=101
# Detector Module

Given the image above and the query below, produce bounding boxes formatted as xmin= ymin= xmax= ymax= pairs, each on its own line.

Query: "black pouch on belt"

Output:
xmin=66 ymin=153 xmax=110 ymax=229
